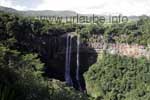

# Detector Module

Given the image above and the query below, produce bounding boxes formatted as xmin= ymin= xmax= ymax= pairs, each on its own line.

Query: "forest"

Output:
xmin=0 ymin=11 xmax=150 ymax=100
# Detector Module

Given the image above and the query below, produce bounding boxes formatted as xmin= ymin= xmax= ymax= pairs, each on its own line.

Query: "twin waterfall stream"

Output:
xmin=65 ymin=34 xmax=82 ymax=91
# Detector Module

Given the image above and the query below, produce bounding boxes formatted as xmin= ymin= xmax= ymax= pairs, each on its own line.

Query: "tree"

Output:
xmin=84 ymin=53 xmax=150 ymax=100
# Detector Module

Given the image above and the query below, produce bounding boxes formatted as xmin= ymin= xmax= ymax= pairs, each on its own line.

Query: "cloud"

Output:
xmin=0 ymin=0 xmax=150 ymax=15
xmin=0 ymin=0 xmax=43 ymax=10
xmin=16 ymin=0 xmax=43 ymax=10
xmin=36 ymin=0 xmax=150 ymax=15
xmin=0 ymin=0 xmax=26 ymax=10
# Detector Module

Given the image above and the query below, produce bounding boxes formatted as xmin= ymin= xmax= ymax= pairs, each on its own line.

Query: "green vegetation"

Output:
xmin=0 ymin=10 xmax=150 ymax=100
xmin=84 ymin=52 xmax=150 ymax=100
xmin=0 ymin=12 xmax=88 ymax=100
xmin=79 ymin=16 xmax=150 ymax=45
xmin=0 ymin=85 xmax=16 ymax=100
xmin=0 ymin=32 xmax=88 ymax=100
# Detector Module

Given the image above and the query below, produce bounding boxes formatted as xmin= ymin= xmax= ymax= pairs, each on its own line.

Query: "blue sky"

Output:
xmin=0 ymin=0 xmax=149 ymax=15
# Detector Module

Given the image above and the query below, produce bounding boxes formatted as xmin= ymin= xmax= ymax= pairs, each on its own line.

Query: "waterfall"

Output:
xmin=65 ymin=34 xmax=82 ymax=90
xmin=65 ymin=35 xmax=73 ymax=86
xmin=76 ymin=35 xmax=82 ymax=91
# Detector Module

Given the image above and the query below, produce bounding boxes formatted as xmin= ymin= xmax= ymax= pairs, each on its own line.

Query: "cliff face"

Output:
xmin=78 ymin=34 xmax=150 ymax=59
xmin=85 ymin=42 xmax=150 ymax=59
xmin=106 ymin=43 xmax=150 ymax=58
xmin=44 ymin=34 xmax=97 ymax=89
xmin=44 ymin=33 xmax=150 ymax=90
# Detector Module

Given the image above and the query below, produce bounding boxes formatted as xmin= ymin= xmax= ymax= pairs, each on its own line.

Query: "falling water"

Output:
xmin=65 ymin=35 xmax=73 ymax=86
xmin=65 ymin=34 xmax=82 ymax=90
xmin=76 ymin=35 xmax=82 ymax=91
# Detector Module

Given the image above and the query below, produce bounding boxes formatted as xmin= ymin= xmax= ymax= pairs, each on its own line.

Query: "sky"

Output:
xmin=0 ymin=0 xmax=149 ymax=16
